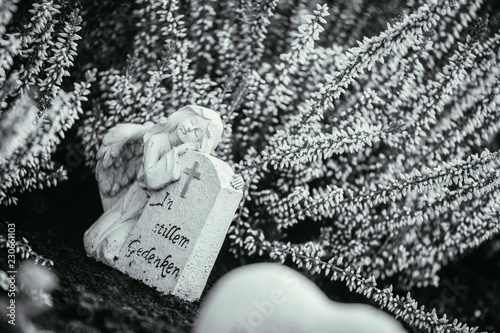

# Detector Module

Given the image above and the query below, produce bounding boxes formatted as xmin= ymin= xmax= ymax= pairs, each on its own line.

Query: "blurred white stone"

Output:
xmin=194 ymin=263 xmax=406 ymax=333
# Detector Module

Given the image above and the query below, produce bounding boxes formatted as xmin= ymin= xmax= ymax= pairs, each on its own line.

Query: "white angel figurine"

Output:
xmin=83 ymin=105 xmax=244 ymax=266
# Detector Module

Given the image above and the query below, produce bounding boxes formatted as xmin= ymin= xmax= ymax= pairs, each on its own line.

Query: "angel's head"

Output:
xmin=161 ymin=105 xmax=224 ymax=154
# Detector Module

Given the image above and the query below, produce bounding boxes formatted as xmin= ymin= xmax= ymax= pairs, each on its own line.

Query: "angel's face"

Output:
xmin=177 ymin=115 xmax=211 ymax=144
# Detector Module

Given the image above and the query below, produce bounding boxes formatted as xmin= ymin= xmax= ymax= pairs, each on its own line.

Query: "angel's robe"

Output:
xmin=84 ymin=130 xmax=182 ymax=267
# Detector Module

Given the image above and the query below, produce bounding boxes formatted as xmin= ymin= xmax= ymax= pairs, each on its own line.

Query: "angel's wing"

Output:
xmin=96 ymin=122 xmax=153 ymax=211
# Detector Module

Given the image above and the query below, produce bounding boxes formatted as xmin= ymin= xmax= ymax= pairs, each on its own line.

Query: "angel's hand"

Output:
xmin=230 ymin=174 xmax=244 ymax=190
xmin=176 ymin=142 xmax=199 ymax=155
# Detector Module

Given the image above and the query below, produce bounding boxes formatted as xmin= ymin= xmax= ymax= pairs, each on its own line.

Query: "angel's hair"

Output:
xmin=149 ymin=105 xmax=224 ymax=154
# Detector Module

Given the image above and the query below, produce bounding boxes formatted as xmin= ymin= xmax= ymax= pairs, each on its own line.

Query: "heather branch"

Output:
xmin=17 ymin=0 xmax=61 ymax=97
xmin=0 ymin=0 xmax=19 ymax=37
xmin=395 ymin=191 xmax=500 ymax=288
xmin=0 ymin=33 xmax=21 ymax=88
xmin=268 ymin=4 xmax=329 ymax=110
xmin=267 ymin=148 xmax=500 ymax=222
xmin=236 ymin=0 xmax=279 ymax=68
xmin=356 ymin=169 xmax=500 ymax=241
xmin=37 ymin=9 xmax=82 ymax=111
xmin=0 ymin=235 xmax=54 ymax=267
xmin=282 ymin=0 xmax=449 ymax=136
xmin=408 ymin=17 xmax=486 ymax=132
xmin=270 ymin=184 xmax=344 ymax=229
xmin=239 ymin=121 xmax=393 ymax=174
xmin=255 ymin=239 xmax=481 ymax=333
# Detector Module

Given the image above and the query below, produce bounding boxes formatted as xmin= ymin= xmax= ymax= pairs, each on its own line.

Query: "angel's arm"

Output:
xmin=142 ymin=134 xmax=183 ymax=190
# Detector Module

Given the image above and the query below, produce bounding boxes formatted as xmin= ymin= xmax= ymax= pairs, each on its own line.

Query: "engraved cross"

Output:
xmin=181 ymin=161 xmax=201 ymax=198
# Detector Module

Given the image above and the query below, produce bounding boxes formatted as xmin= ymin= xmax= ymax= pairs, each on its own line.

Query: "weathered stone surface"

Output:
xmin=115 ymin=151 xmax=242 ymax=301
xmin=194 ymin=263 xmax=406 ymax=333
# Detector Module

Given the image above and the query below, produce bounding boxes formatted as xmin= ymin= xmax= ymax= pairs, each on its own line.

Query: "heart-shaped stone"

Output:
xmin=194 ymin=263 xmax=405 ymax=333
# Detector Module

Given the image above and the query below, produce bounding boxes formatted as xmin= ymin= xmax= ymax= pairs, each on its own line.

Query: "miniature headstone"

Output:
xmin=83 ymin=105 xmax=244 ymax=301
xmin=115 ymin=151 xmax=242 ymax=301
xmin=194 ymin=263 xmax=406 ymax=333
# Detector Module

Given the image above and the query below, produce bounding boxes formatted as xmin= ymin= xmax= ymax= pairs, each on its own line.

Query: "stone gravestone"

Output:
xmin=114 ymin=151 xmax=243 ymax=301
